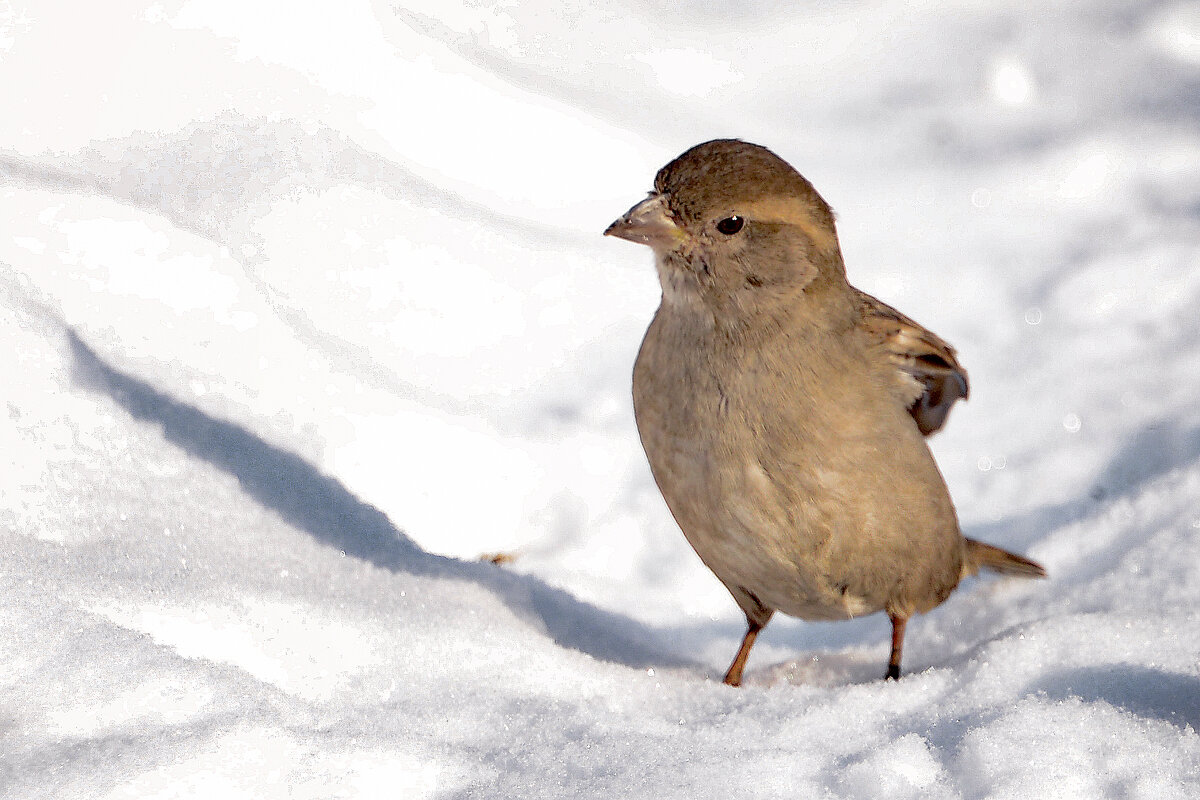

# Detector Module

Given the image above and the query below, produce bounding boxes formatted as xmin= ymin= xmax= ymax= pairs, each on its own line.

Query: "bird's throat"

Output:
xmin=655 ymin=251 xmax=708 ymax=311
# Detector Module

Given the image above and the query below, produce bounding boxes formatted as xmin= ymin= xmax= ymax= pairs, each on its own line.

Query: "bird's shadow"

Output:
xmin=66 ymin=329 xmax=689 ymax=672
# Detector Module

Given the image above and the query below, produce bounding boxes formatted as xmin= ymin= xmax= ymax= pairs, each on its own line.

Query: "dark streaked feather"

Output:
xmin=856 ymin=290 xmax=970 ymax=436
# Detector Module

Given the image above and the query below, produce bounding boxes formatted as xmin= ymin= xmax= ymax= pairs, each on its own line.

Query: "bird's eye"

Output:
xmin=715 ymin=215 xmax=745 ymax=235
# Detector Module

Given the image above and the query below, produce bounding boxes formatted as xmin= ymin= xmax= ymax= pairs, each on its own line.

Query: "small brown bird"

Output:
xmin=606 ymin=140 xmax=1044 ymax=685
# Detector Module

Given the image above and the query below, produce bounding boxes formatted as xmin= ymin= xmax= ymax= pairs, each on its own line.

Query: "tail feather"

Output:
xmin=963 ymin=538 xmax=1046 ymax=579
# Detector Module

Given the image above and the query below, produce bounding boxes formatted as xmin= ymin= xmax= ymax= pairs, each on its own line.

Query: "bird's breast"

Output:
xmin=633 ymin=306 xmax=964 ymax=620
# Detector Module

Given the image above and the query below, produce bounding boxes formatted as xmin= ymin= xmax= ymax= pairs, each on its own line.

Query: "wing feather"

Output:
xmin=856 ymin=290 xmax=969 ymax=436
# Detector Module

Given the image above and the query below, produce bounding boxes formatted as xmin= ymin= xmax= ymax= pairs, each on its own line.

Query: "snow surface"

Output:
xmin=4 ymin=0 xmax=1200 ymax=796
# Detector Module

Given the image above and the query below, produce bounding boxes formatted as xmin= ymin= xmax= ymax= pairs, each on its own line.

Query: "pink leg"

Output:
xmin=723 ymin=618 xmax=766 ymax=687
xmin=886 ymin=614 xmax=907 ymax=681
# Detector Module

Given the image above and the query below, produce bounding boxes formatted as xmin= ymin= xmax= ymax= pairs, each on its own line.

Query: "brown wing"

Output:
xmin=856 ymin=289 xmax=969 ymax=436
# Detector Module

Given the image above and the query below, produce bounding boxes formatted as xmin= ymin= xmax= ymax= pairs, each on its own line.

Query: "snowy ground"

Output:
xmin=4 ymin=0 xmax=1200 ymax=796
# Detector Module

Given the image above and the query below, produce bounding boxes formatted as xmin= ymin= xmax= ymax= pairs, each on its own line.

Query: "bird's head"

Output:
xmin=606 ymin=140 xmax=848 ymax=317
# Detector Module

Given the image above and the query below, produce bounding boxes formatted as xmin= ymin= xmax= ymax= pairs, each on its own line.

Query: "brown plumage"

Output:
xmin=605 ymin=139 xmax=1044 ymax=685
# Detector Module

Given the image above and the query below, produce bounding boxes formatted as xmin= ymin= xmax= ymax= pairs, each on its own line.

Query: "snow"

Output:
xmin=4 ymin=0 xmax=1200 ymax=796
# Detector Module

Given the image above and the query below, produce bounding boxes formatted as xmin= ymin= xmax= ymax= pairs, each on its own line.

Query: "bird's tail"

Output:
xmin=963 ymin=538 xmax=1046 ymax=579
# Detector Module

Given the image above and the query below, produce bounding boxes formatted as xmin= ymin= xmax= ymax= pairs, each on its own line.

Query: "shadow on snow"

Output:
xmin=66 ymin=329 xmax=690 ymax=673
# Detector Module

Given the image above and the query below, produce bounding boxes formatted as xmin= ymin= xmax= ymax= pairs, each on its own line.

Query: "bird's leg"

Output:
xmin=886 ymin=614 xmax=907 ymax=681
xmin=723 ymin=616 xmax=767 ymax=687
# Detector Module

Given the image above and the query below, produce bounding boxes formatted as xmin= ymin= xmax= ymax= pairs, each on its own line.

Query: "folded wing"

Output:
xmin=856 ymin=290 xmax=970 ymax=436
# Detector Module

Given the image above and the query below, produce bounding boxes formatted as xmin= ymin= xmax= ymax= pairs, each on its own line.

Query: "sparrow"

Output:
xmin=605 ymin=139 xmax=1044 ymax=685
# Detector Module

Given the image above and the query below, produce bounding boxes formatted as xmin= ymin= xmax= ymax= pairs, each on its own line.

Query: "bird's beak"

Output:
xmin=604 ymin=193 xmax=686 ymax=250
